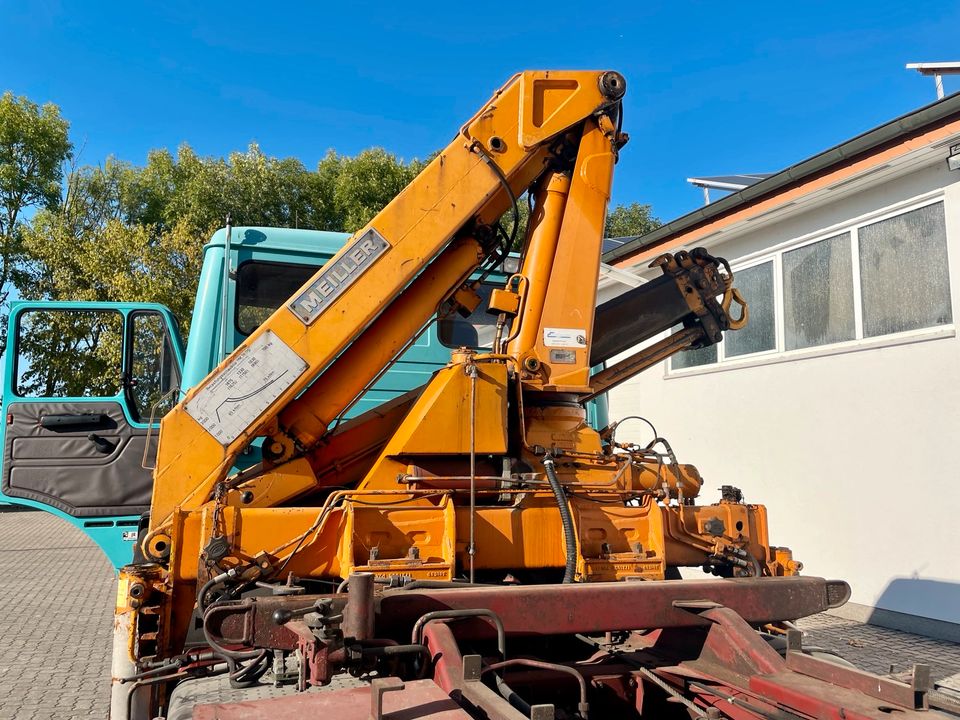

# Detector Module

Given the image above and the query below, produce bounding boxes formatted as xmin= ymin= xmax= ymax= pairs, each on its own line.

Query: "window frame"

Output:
xmin=667 ymin=192 xmax=954 ymax=377
xmin=124 ymin=309 xmax=184 ymax=423
xmin=12 ymin=307 xmax=127 ymax=399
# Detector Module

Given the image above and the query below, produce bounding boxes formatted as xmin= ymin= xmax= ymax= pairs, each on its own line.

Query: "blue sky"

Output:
xmin=2 ymin=1 xmax=959 ymax=222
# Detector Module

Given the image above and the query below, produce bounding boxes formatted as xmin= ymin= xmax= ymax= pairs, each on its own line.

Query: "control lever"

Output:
xmin=88 ymin=433 xmax=115 ymax=454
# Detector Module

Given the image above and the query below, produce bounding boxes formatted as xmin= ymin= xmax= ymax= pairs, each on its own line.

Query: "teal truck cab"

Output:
xmin=0 ymin=227 xmax=607 ymax=568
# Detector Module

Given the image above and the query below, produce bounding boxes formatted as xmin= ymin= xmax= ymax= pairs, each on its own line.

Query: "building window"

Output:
xmin=669 ymin=198 xmax=953 ymax=374
xmin=671 ymin=341 xmax=717 ymax=369
xmin=858 ymin=203 xmax=952 ymax=337
xmin=783 ymin=232 xmax=855 ymax=350
xmin=724 ymin=261 xmax=775 ymax=357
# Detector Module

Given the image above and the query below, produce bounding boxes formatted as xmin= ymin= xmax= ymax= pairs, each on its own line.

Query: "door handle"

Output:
xmin=87 ymin=433 xmax=115 ymax=454
xmin=39 ymin=413 xmax=107 ymax=430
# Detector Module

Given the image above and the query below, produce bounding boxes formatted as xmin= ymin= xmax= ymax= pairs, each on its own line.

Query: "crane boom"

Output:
xmin=143 ymin=71 xmax=626 ymax=558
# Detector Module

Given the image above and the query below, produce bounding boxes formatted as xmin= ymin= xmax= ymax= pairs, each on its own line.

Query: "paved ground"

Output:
xmin=797 ymin=612 xmax=960 ymax=691
xmin=0 ymin=509 xmax=117 ymax=719
xmin=1 ymin=508 xmax=958 ymax=719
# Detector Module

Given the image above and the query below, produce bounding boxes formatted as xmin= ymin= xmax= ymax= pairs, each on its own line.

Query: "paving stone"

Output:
xmin=0 ymin=510 xmax=115 ymax=719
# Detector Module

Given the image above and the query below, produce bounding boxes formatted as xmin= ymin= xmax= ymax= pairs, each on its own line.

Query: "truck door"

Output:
xmin=0 ymin=302 xmax=183 ymax=547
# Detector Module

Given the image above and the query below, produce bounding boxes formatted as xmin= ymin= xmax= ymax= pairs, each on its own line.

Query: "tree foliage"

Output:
xmin=605 ymin=202 xmax=660 ymax=239
xmin=7 ymin=95 xmax=663 ymax=397
xmin=0 ymin=91 xmax=71 ymax=354
xmin=20 ymin=144 xmax=427 ymax=331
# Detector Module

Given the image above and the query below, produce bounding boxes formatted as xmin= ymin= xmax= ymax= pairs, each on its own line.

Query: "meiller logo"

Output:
xmin=289 ymin=228 xmax=390 ymax=324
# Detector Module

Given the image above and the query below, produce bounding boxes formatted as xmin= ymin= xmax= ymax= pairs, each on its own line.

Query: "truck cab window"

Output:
xmin=128 ymin=312 xmax=181 ymax=422
xmin=438 ymin=283 xmax=500 ymax=349
xmin=15 ymin=310 xmax=123 ymax=398
xmin=236 ymin=261 xmax=319 ymax=335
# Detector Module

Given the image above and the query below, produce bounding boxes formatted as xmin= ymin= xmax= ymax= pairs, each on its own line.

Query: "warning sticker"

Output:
xmin=186 ymin=330 xmax=308 ymax=446
xmin=543 ymin=327 xmax=587 ymax=348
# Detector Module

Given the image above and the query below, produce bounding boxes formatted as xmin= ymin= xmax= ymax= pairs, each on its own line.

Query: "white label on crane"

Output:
xmin=543 ymin=327 xmax=587 ymax=348
xmin=185 ymin=330 xmax=308 ymax=446
xmin=288 ymin=227 xmax=390 ymax=325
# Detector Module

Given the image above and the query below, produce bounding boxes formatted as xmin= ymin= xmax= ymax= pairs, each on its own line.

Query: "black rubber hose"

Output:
xmin=542 ymin=454 xmax=576 ymax=583
xmin=495 ymin=675 xmax=533 ymax=716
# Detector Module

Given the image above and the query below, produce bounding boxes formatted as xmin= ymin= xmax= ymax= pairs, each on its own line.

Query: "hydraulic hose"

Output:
xmin=542 ymin=454 xmax=576 ymax=583
xmin=196 ymin=567 xmax=239 ymax=613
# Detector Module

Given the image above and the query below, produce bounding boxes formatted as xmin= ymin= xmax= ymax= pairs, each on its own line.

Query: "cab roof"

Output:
xmin=205 ymin=226 xmax=352 ymax=255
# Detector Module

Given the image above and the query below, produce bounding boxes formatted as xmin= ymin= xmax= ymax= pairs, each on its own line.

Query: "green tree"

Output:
xmin=501 ymin=198 xmax=660 ymax=251
xmin=19 ymin=143 xmax=430 ymax=333
xmin=318 ymin=148 xmax=426 ymax=231
xmin=605 ymin=202 xmax=660 ymax=238
xmin=0 ymin=91 xmax=71 ymax=354
xmin=16 ymin=118 xmax=661 ymax=384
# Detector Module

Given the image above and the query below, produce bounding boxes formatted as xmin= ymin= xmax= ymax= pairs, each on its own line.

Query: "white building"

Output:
xmin=601 ymin=93 xmax=960 ymax=640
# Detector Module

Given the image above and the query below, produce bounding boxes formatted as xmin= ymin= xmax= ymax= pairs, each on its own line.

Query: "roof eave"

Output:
xmin=604 ymin=91 xmax=960 ymax=264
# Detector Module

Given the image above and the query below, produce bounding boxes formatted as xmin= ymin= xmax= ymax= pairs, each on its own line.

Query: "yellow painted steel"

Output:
xmin=145 ymin=71 xmax=617 ymax=552
xmin=511 ymin=117 xmax=617 ymax=391
xmin=116 ymin=71 xmax=799 ymax=677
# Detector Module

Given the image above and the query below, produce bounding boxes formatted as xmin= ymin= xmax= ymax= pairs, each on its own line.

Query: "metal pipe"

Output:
xmin=412 ymin=608 xmax=506 ymax=658
xmin=125 ymin=671 xmax=191 ymax=720
xmin=396 ymin=580 xmax=478 ymax=591
xmin=362 ymin=643 xmax=429 ymax=657
xmin=468 ymin=362 xmax=478 ymax=583
xmin=483 ymin=659 xmax=589 ymax=718
xmin=637 ymin=668 xmax=708 ymax=718
xmin=220 ymin=217 xmax=232 ymax=361
xmin=342 ymin=571 xmax=375 ymax=641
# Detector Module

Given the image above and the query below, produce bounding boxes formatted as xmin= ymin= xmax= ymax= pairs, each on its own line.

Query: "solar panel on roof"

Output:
xmin=686 ymin=173 xmax=775 ymax=190
xmin=601 ymin=237 xmax=630 ymax=253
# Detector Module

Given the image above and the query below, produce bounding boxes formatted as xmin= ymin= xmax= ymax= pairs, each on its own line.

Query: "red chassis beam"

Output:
xmin=211 ymin=576 xmax=850 ymax=650
xmin=375 ymin=576 xmax=851 ymax=638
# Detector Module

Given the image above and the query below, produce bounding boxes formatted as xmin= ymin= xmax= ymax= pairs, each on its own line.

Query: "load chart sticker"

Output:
xmin=186 ymin=330 xmax=308 ymax=445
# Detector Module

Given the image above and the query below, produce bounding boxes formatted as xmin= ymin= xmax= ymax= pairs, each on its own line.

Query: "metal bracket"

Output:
xmin=672 ymin=599 xmax=724 ymax=612
xmin=463 ymin=654 xmax=482 ymax=682
xmin=530 ymin=706 xmax=555 ymax=720
xmin=370 ymin=677 xmax=405 ymax=720
xmin=785 ymin=630 xmax=930 ymax=710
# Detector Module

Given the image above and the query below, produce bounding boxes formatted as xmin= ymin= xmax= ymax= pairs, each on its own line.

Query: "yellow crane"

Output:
xmin=110 ymin=71 xmax=940 ymax=720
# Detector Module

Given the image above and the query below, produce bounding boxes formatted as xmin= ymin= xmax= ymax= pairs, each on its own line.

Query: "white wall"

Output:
xmin=608 ymin=160 xmax=960 ymax=625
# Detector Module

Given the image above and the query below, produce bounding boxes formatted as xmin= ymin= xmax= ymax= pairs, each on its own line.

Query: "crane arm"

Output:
xmin=144 ymin=71 xmax=627 ymax=557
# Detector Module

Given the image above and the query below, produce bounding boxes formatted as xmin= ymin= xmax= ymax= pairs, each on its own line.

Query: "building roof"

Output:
xmin=603 ymin=91 xmax=960 ymax=265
